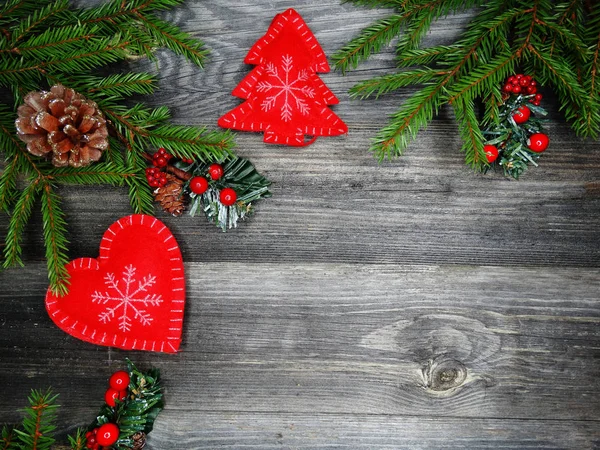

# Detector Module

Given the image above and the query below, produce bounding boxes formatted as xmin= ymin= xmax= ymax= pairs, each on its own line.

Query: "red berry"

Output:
xmin=104 ymin=388 xmax=126 ymax=407
xmin=527 ymin=85 xmax=537 ymax=94
xmin=512 ymin=105 xmax=531 ymax=124
xmin=189 ymin=176 xmax=209 ymax=195
xmin=516 ymin=74 xmax=523 ymax=79
xmin=208 ymin=163 xmax=224 ymax=180
xmin=484 ymin=144 xmax=499 ymax=163
xmin=158 ymin=178 xmax=167 ymax=187
xmin=109 ymin=371 xmax=130 ymax=391
xmin=534 ymin=93 xmax=543 ymax=101
xmin=149 ymin=179 xmax=159 ymax=188
xmin=154 ymin=156 xmax=167 ymax=168
xmin=519 ymin=77 xmax=529 ymax=87
xmin=512 ymin=85 xmax=522 ymax=94
xmin=96 ymin=423 xmax=119 ymax=447
xmin=507 ymin=75 xmax=516 ymax=84
xmin=87 ymin=436 xmax=96 ymax=445
xmin=92 ymin=445 xmax=99 ymax=450
xmin=530 ymin=80 xmax=537 ymax=87
xmin=86 ymin=431 xmax=94 ymax=439
xmin=219 ymin=188 xmax=237 ymax=206
xmin=503 ymin=84 xmax=513 ymax=93
xmin=157 ymin=147 xmax=166 ymax=155
xmin=527 ymin=133 xmax=549 ymax=152
xmin=532 ymin=100 xmax=541 ymax=106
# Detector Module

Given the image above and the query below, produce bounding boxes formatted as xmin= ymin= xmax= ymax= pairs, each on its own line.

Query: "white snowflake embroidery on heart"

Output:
xmin=92 ymin=264 xmax=163 ymax=332
xmin=257 ymin=54 xmax=316 ymax=122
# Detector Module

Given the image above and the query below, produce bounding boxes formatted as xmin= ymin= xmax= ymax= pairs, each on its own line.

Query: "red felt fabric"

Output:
xmin=218 ymin=8 xmax=348 ymax=146
xmin=45 ymin=215 xmax=185 ymax=353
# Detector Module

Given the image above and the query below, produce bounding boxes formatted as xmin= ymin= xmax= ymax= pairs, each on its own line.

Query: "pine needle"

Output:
xmin=337 ymin=0 xmax=599 ymax=168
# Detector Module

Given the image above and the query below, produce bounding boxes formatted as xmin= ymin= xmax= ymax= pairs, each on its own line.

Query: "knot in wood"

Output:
xmin=423 ymin=358 xmax=467 ymax=392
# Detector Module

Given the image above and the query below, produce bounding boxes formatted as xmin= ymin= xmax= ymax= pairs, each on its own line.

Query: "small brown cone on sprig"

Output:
xmin=15 ymin=84 xmax=108 ymax=167
xmin=132 ymin=431 xmax=147 ymax=450
xmin=153 ymin=174 xmax=185 ymax=217
xmin=483 ymin=73 xmax=550 ymax=179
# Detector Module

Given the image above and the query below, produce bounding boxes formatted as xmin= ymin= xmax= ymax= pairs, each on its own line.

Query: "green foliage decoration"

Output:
xmin=0 ymin=0 xmax=260 ymax=295
xmin=334 ymin=0 xmax=600 ymax=170
xmin=1 ymin=360 xmax=162 ymax=450
xmin=183 ymin=156 xmax=272 ymax=232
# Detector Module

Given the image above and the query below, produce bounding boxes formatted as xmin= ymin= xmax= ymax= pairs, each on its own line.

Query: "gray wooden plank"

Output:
xmin=147 ymin=412 xmax=600 ymax=449
xmin=1 ymin=263 xmax=598 ymax=435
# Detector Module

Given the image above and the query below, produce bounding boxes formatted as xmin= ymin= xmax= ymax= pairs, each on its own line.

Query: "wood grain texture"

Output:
xmin=1 ymin=0 xmax=600 ymax=448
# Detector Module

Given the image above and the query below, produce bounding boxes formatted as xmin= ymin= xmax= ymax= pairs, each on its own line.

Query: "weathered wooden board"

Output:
xmin=1 ymin=0 xmax=600 ymax=448
xmin=1 ymin=264 xmax=599 ymax=447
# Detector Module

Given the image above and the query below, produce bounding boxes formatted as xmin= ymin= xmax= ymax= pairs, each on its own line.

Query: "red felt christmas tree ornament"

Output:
xmin=218 ymin=8 xmax=348 ymax=146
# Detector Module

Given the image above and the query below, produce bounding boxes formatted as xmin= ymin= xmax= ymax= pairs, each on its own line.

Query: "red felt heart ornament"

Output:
xmin=45 ymin=215 xmax=185 ymax=353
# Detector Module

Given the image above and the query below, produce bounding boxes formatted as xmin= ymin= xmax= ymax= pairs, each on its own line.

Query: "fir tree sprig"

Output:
xmin=0 ymin=0 xmax=257 ymax=295
xmin=335 ymin=0 xmax=600 ymax=170
xmin=11 ymin=389 xmax=59 ymax=450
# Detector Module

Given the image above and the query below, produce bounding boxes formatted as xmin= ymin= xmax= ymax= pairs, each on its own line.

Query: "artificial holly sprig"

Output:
xmin=87 ymin=360 xmax=163 ymax=450
xmin=0 ymin=361 xmax=161 ymax=450
xmin=482 ymin=73 xmax=550 ymax=179
xmin=143 ymin=148 xmax=272 ymax=231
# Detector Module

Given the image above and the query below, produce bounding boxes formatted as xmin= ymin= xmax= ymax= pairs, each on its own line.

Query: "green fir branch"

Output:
xmin=453 ymin=97 xmax=487 ymax=168
xmin=350 ymin=68 xmax=447 ymax=99
xmin=338 ymin=0 xmax=599 ymax=171
xmin=46 ymin=163 xmax=137 ymax=185
xmin=40 ymin=181 xmax=70 ymax=296
xmin=575 ymin=5 xmax=600 ymax=137
xmin=66 ymin=429 xmax=86 ymax=450
xmin=134 ymin=11 xmax=208 ymax=67
xmin=396 ymin=44 xmax=462 ymax=67
xmin=2 ymin=424 xmax=16 ymax=450
xmin=372 ymin=82 xmax=443 ymax=160
xmin=332 ymin=14 xmax=407 ymax=73
xmin=13 ymin=389 xmax=59 ymax=450
xmin=145 ymin=126 xmax=234 ymax=161
xmin=2 ymin=179 xmax=40 ymax=268
xmin=85 ymin=72 xmax=157 ymax=99
xmin=127 ymin=175 xmax=155 ymax=215
xmin=3 ymin=25 xmax=97 ymax=59
xmin=0 ymin=152 xmax=22 ymax=212
xmin=10 ymin=0 xmax=70 ymax=44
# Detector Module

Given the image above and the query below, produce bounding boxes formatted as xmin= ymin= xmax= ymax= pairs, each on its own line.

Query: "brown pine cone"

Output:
xmin=154 ymin=174 xmax=185 ymax=216
xmin=15 ymin=84 xmax=109 ymax=168
xmin=132 ymin=431 xmax=146 ymax=449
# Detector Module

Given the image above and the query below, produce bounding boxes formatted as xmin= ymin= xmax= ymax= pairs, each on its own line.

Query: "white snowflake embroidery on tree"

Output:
xmin=92 ymin=264 xmax=163 ymax=332
xmin=257 ymin=54 xmax=315 ymax=122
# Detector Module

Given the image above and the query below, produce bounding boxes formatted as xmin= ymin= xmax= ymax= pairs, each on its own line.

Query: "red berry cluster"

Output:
xmin=145 ymin=148 xmax=175 ymax=188
xmin=502 ymin=74 xmax=543 ymax=106
xmin=85 ymin=371 xmax=129 ymax=449
xmin=152 ymin=147 xmax=171 ymax=168
xmin=145 ymin=167 xmax=167 ymax=188
xmin=188 ymin=163 xmax=238 ymax=206
xmin=86 ymin=423 xmax=119 ymax=449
